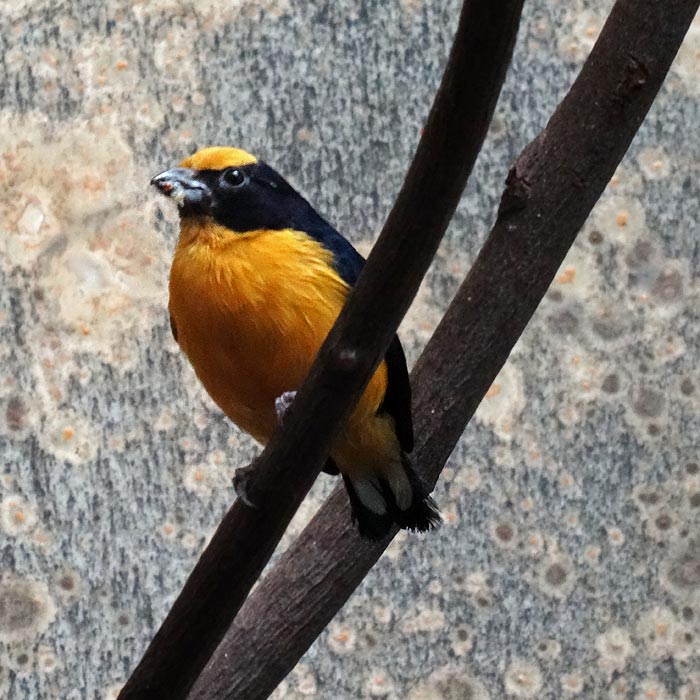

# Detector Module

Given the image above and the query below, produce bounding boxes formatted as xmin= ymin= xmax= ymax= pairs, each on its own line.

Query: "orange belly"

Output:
xmin=168 ymin=221 xmax=399 ymax=477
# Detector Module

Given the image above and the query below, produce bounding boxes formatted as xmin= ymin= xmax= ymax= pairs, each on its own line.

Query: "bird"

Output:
xmin=151 ymin=146 xmax=440 ymax=538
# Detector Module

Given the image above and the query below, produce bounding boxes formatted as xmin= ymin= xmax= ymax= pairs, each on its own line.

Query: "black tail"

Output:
xmin=342 ymin=455 xmax=441 ymax=540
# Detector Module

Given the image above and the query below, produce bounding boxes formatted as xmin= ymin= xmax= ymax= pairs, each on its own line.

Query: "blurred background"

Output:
xmin=1 ymin=1 xmax=699 ymax=698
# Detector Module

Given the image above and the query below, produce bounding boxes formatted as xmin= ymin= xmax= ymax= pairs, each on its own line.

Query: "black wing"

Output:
xmin=305 ymin=219 xmax=414 ymax=454
xmin=378 ymin=334 xmax=414 ymax=452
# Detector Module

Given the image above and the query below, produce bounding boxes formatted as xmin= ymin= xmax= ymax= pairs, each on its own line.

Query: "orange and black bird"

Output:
xmin=151 ymin=147 xmax=440 ymax=538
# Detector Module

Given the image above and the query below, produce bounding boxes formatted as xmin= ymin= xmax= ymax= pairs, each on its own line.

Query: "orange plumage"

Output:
xmin=153 ymin=147 xmax=439 ymax=537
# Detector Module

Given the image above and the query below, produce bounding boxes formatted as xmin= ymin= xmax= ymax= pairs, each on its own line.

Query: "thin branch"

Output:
xmin=119 ymin=1 xmax=524 ymax=698
xmin=186 ymin=1 xmax=700 ymax=698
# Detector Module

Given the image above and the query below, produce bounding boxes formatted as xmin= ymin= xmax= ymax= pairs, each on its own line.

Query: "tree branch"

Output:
xmin=186 ymin=1 xmax=700 ymax=698
xmin=119 ymin=1 xmax=524 ymax=698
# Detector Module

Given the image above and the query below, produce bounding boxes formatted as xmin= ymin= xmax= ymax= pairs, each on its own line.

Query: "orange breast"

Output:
xmin=168 ymin=219 xmax=388 ymax=445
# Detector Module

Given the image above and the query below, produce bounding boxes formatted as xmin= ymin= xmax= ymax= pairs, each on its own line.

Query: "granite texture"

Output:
xmin=1 ymin=1 xmax=699 ymax=698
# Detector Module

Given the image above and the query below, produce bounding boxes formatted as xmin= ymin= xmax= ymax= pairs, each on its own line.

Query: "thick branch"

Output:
xmin=118 ymin=2 xmax=523 ymax=698
xmin=186 ymin=1 xmax=700 ymax=698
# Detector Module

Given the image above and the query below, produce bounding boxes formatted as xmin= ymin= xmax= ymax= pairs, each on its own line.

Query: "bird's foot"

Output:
xmin=232 ymin=460 xmax=259 ymax=508
xmin=274 ymin=390 xmax=297 ymax=425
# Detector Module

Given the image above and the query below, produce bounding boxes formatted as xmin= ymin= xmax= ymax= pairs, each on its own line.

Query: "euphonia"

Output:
xmin=151 ymin=147 xmax=439 ymax=538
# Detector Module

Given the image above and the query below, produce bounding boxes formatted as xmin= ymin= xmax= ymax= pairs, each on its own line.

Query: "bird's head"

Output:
xmin=151 ymin=146 xmax=309 ymax=233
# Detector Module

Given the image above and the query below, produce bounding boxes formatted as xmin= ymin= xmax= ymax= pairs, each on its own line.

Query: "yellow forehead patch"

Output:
xmin=180 ymin=147 xmax=257 ymax=171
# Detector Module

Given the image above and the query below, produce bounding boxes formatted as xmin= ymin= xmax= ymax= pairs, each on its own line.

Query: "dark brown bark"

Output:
xmin=186 ymin=1 xmax=700 ymax=698
xmin=118 ymin=2 xmax=524 ymax=698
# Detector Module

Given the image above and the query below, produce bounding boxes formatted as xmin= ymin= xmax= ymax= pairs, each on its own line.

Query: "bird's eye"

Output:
xmin=223 ymin=168 xmax=246 ymax=188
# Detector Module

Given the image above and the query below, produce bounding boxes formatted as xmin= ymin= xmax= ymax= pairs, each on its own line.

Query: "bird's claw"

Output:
xmin=274 ymin=390 xmax=297 ymax=425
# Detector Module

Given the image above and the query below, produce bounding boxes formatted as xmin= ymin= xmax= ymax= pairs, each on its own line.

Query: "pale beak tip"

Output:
xmin=150 ymin=172 xmax=169 ymax=190
xmin=149 ymin=167 xmax=210 ymax=209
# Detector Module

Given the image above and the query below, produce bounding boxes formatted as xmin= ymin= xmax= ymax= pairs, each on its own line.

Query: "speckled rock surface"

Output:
xmin=1 ymin=1 xmax=699 ymax=698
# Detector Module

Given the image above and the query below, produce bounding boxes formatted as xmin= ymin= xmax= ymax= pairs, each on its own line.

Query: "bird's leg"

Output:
xmin=233 ymin=391 xmax=298 ymax=506
xmin=275 ymin=390 xmax=297 ymax=425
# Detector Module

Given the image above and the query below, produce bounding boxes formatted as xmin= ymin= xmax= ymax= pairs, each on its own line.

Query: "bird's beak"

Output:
xmin=150 ymin=167 xmax=212 ymax=210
